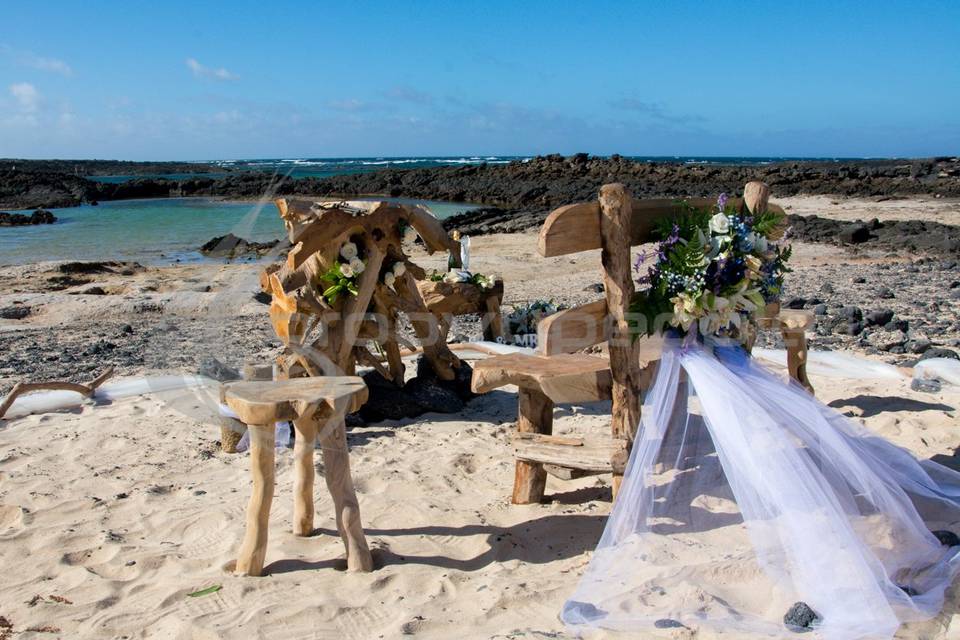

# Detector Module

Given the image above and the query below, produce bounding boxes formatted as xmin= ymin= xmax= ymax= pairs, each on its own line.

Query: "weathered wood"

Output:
xmin=317 ymin=416 xmax=374 ymax=571
xmin=395 ymin=271 xmax=459 ymax=380
xmin=783 ymin=325 xmax=814 ymax=394
xmin=335 ymin=243 xmax=385 ymax=370
xmin=538 ymin=196 xmax=787 ymax=258
xmin=223 ymin=377 xmax=368 ymax=425
xmin=483 ymin=295 xmax=505 ymax=342
xmin=512 ymin=387 xmax=554 ymax=504
xmin=220 ymin=421 xmax=247 ymax=453
xmin=234 ymin=423 xmax=275 ymax=576
xmin=292 ymin=415 xmax=318 ymax=536
xmin=0 ymin=366 xmax=114 ymax=420
xmin=599 ymin=184 xmax=642 ymax=442
xmin=543 ymin=464 xmax=603 ymax=481
xmin=537 ymin=299 xmax=608 ymax=356
xmin=281 ymin=199 xmax=456 ymax=270
xmin=471 ymin=352 xmax=612 ymax=403
xmin=742 ymin=181 xmax=771 ymax=215
xmin=512 ymin=432 xmax=627 ymax=473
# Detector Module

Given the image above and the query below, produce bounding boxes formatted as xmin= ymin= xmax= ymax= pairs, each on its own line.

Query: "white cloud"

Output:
xmin=10 ymin=82 xmax=39 ymax=111
xmin=186 ymin=58 xmax=239 ymax=81
xmin=0 ymin=46 xmax=73 ymax=76
xmin=22 ymin=53 xmax=73 ymax=76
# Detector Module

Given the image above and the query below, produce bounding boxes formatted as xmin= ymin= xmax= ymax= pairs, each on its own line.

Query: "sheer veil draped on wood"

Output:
xmin=562 ymin=338 xmax=960 ymax=639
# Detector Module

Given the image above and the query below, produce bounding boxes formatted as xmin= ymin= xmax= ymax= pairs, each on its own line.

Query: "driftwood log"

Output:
xmin=0 ymin=367 xmax=114 ymax=420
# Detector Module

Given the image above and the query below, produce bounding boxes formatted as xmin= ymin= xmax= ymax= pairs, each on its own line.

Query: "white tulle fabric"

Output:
xmin=562 ymin=339 xmax=960 ymax=639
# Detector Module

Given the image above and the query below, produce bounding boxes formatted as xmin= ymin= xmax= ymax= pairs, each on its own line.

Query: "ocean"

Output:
xmin=0 ymin=196 xmax=477 ymax=266
xmin=89 ymin=155 xmax=870 ymax=183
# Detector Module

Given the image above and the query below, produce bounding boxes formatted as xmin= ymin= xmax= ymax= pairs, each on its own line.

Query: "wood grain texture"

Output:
xmin=471 ymin=352 xmax=613 ymax=403
xmin=537 ymin=299 xmax=608 ymax=356
xmin=234 ymin=424 xmax=275 ymax=576
xmin=538 ymin=196 xmax=787 ymax=257
xmin=223 ymin=377 xmax=367 ymax=425
xmin=599 ymin=184 xmax=642 ymax=442
xmin=292 ymin=415 xmax=318 ymax=536
xmin=318 ymin=416 xmax=374 ymax=571
xmin=511 ymin=387 xmax=554 ymax=504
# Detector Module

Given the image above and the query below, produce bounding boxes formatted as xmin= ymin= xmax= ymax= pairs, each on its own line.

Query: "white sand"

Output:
xmin=1 ymin=194 xmax=959 ymax=638
xmin=1 ymin=358 xmax=958 ymax=638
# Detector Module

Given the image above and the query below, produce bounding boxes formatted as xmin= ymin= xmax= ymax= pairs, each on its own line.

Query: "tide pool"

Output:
xmin=0 ymin=197 xmax=476 ymax=265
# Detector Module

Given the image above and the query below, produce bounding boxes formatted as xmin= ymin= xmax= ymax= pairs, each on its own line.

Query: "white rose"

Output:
xmin=393 ymin=262 xmax=407 ymax=277
xmin=349 ymin=257 xmax=365 ymax=274
xmin=340 ymin=242 xmax=358 ymax=260
xmin=384 ymin=272 xmax=396 ymax=287
xmin=709 ymin=213 xmax=730 ymax=235
xmin=339 ymin=262 xmax=354 ymax=278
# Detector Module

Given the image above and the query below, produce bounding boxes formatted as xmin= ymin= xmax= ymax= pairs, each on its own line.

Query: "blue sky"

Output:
xmin=1 ymin=1 xmax=957 ymax=160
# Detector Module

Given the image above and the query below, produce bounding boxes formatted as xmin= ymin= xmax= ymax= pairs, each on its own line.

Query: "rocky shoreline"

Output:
xmin=2 ymin=154 xmax=958 ymax=211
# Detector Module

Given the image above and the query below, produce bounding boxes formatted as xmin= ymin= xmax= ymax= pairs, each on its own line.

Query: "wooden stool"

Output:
xmin=223 ymin=377 xmax=373 ymax=576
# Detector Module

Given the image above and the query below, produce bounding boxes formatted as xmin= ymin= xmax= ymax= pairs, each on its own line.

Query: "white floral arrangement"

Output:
xmin=318 ymin=240 xmax=366 ymax=304
xmin=429 ymin=269 xmax=495 ymax=290
xmin=382 ymin=261 xmax=407 ymax=290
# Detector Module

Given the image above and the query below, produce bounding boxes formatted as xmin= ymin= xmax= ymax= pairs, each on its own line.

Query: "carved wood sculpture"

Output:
xmin=264 ymin=199 xmax=503 ymax=386
xmin=473 ymin=182 xmax=815 ymax=504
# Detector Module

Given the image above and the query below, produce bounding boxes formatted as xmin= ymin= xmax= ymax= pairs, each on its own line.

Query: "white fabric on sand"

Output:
xmin=562 ymin=340 xmax=960 ymax=639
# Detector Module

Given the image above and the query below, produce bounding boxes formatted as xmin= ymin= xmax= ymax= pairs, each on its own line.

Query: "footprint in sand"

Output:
xmin=0 ymin=503 xmax=26 ymax=535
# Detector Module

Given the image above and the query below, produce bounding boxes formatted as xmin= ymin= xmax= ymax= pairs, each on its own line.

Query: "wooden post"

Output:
xmin=292 ymin=415 xmax=318 ymax=536
xmin=598 ymin=184 xmax=642 ymax=443
xmin=317 ymin=416 xmax=374 ymax=572
xmin=742 ymin=181 xmax=771 ymax=216
xmin=235 ymin=424 xmax=276 ymax=576
xmin=511 ymin=387 xmax=554 ymax=504
xmin=483 ymin=295 xmax=505 ymax=342
xmin=782 ymin=325 xmax=814 ymax=393
xmin=220 ymin=422 xmax=246 ymax=453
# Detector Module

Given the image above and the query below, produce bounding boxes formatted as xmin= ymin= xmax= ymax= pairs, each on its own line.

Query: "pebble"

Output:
xmin=784 ymin=601 xmax=820 ymax=632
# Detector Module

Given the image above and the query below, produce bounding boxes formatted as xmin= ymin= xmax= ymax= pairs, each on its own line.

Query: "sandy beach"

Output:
xmin=1 ymin=193 xmax=959 ymax=638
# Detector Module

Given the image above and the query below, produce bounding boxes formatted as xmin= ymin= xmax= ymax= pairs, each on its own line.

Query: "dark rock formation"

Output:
xmin=0 ymin=306 xmax=30 ymax=320
xmin=0 ymin=208 xmax=57 ymax=226
xmin=199 ymin=233 xmax=283 ymax=258
xmin=353 ymin=358 xmax=476 ymax=424
xmin=932 ymin=530 xmax=960 ymax=546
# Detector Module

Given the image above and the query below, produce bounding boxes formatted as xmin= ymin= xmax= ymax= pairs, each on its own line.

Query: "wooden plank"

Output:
xmin=537 ymin=299 xmax=608 ymax=356
xmin=538 ymin=196 xmax=787 ymax=257
xmin=543 ymin=464 xmax=604 ymax=481
xmin=512 ymin=433 xmax=626 ymax=472
xmin=470 ymin=352 xmax=612 ymax=403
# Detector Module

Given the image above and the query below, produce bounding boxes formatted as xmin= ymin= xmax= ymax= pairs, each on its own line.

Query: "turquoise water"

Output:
xmin=0 ymin=197 xmax=476 ymax=266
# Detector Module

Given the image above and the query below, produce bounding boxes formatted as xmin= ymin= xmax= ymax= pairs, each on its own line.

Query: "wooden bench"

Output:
xmin=223 ymin=376 xmax=373 ymax=576
xmin=472 ymin=182 xmax=815 ymax=504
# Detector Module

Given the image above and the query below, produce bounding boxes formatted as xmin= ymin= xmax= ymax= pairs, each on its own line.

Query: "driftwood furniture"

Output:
xmin=261 ymin=199 xmax=502 ymax=384
xmin=223 ymin=376 xmax=372 ymax=576
xmin=472 ymin=182 xmax=815 ymax=504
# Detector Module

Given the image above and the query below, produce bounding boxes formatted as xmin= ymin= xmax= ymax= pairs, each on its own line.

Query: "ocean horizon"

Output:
xmin=88 ymin=155 xmax=896 ymax=182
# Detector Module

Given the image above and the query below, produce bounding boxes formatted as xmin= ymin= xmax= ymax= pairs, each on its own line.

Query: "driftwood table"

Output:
xmin=223 ymin=376 xmax=372 ymax=576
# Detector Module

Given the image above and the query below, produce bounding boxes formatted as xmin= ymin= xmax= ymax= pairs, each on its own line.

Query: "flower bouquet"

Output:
xmin=318 ymin=240 xmax=366 ymax=304
xmin=630 ymin=194 xmax=791 ymax=339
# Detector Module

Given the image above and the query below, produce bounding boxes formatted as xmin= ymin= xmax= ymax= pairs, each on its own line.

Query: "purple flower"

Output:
xmin=717 ymin=193 xmax=728 ymax=210
xmin=633 ymin=250 xmax=648 ymax=272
